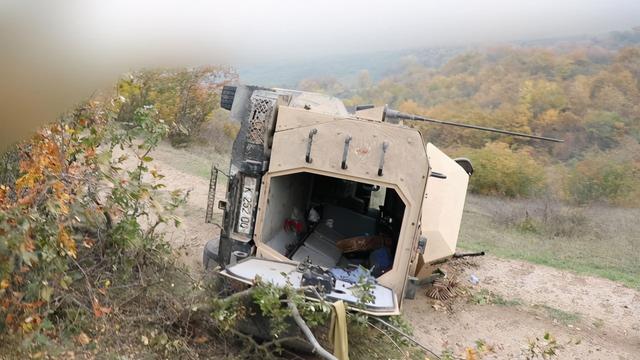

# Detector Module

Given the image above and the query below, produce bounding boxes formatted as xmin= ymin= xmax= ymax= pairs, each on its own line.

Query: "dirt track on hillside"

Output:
xmin=150 ymin=143 xmax=640 ymax=360
xmin=405 ymin=257 xmax=639 ymax=359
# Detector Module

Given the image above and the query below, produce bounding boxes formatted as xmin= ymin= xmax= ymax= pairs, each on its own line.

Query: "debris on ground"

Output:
xmin=426 ymin=276 xmax=463 ymax=301
xmin=469 ymin=274 xmax=480 ymax=285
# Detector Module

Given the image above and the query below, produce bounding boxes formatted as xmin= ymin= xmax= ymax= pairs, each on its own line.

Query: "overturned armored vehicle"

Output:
xmin=203 ymin=85 xmax=558 ymax=315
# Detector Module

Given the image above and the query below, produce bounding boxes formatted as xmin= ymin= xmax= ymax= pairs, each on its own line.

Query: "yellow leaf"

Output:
xmin=76 ymin=332 xmax=91 ymax=345
xmin=58 ymin=225 xmax=77 ymax=258
xmin=0 ymin=185 xmax=8 ymax=203
xmin=465 ymin=347 xmax=478 ymax=360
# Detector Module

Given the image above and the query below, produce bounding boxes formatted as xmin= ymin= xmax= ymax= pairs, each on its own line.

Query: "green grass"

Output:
xmin=458 ymin=195 xmax=640 ymax=289
xmin=534 ymin=304 xmax=581 ymax=325
xmin=470 ymin=289 xmax=522 ymax=306
xmin=152 ymin=141 xmax=230 ymax=180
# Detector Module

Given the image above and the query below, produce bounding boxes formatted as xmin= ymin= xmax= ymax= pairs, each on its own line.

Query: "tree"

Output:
xmin=117 ymin=66 xmax=238 ymax=147
xmin=457 ymin=142 xmax=546 ymax=197
xmin=519 ymin=79 xmax=567 ymax=119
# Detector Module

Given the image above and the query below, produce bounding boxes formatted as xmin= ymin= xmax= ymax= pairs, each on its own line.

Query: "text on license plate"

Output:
xmin=237 ymin=177 xmax=257 ymax=234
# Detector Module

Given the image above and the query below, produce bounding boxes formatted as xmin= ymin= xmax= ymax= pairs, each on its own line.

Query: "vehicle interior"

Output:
xmin=260 ymin=172 xmax=406 ymax=278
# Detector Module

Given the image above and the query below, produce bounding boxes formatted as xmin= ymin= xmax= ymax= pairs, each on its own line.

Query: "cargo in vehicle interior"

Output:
xmin=258 ymin=172 xmax=406 ymax=276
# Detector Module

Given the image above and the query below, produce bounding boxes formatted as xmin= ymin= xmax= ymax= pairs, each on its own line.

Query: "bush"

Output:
xmin=583 ymin=111 xmax=626 ymax=151
xmin=194 ymin=108 xmax=240 ymax=152
xmin=116 ymin=67 xmax=238 ymax=148
xmin=463 ymin=142 xmax=546 ymax=197
xmin=0 ymin=147 xmax=19 ymax=188
xmin=566 ymin=150 xmax=640 ymax=206
xmin=0 ymin=99 xmax=186 ymax=346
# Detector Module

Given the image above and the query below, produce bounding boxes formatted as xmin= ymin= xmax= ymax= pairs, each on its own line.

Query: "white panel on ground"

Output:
xmin=221 ymin=258 xmax=399 ymax=315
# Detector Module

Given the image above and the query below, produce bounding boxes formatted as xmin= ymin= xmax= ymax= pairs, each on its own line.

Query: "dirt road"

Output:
xmin=150 ymin=142 xmax=640 ymax=359
xmin=405 ymin=256 xmax=639 ymax=359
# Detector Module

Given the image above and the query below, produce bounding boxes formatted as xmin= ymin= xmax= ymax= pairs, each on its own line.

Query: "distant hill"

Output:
xmin=237 ymin=46 xmax=465 ymax=88
xmin=237 ymin=28 xmax=640 ymax=88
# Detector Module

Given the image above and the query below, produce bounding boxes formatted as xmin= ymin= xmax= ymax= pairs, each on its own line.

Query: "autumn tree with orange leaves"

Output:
xmin=0 ymin=96 xmax=186 ymax=343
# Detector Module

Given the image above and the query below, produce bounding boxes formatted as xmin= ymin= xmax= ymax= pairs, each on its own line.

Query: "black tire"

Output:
xmin=220 ymin=86 xmax=237 ymax=111
xmin=203 ymin=239 xmax=220 ymax=270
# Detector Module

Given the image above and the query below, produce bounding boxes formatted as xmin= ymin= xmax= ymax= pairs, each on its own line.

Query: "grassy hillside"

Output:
xmin=459 ymin=195 xmax=640 ymax=289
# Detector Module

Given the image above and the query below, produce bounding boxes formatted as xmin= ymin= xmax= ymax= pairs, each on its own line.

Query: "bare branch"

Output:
xmin=287 ymin=300 xmax=337 ymax=360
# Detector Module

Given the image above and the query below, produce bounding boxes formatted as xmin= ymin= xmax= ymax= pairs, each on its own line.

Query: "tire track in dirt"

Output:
xmin=146 ymin=144 xmax=223 ymax=272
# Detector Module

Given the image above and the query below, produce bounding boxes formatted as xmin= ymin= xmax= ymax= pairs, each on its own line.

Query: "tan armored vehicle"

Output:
xmin=203 ymin=85 xmax=560 ymax=315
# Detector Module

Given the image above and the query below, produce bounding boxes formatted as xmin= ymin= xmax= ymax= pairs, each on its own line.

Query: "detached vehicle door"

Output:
xmin=420 ymin=143 xmax=470 ymax=265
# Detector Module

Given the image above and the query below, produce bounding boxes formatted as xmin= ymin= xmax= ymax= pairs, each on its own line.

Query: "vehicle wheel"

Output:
xmin=203 ymin=239 xmax=220 ymax=270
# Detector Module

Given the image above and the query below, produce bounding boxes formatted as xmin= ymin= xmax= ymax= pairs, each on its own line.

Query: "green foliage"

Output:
xmin=583 ymin=111 xmax=626 ymax=150
xmin=116 ymin=67 xmax=238 ymax=147
xmin=352 ymin=274 xmax=376 ymax=307
xmin=250 ymin=279 xmax=296 ymax=337
xmin=194 ymin=108 xmax=241 ymax=153
xmin=210 ymin=278 xmax=331 ymax=340
xmin=534 ymin=305 xmax=580 ymax=325
xmin=463 ymin=142 xmax=546 ymax=197
xmin=347 ymin=273 xmax=377 ymax=327
xmin=0 ymin=94 xmax=187 ymax=347
xmin=0 ymin=148 xmax=19 ymax=188
xmin=516 ymin=216 xmax=539 ymax=234
xmin=566 ymin=149 xmax=640 ymax=206
xmin=520 ymin=79 xmax=567 ymax=118
xmin=302 ymin=42 xmax=640 ymax=205
xmin=470 ymin=289 xmax=522 ymax=306
xmin=210 ymin=297 xmax=244 ymax=331
xmin=440 ymin=348 xmax=456 ymax=360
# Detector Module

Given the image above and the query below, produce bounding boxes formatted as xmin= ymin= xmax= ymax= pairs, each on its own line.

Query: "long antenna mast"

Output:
xmin=385 ymin=108 xmax=564 ymax=143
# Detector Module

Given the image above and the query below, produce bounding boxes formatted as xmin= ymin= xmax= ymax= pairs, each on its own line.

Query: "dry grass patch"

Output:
xmin=458 ymin=195 xmax=640 ymax=289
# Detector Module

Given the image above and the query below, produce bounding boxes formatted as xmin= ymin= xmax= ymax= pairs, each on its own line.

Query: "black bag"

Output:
xmin=300 ymin=267 xmax=335 ymax=293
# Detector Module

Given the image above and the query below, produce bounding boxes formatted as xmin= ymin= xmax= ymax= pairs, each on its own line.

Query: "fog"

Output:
xmin=1 ymin=0 xmax=639 ymax=148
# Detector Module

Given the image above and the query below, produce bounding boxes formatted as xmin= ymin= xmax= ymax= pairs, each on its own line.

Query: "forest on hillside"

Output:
xmin=298 ymin=36 xmax=640 ymax=206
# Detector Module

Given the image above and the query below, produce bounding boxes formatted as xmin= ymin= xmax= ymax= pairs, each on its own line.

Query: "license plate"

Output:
xmin=237 ymin=177 xmax=257 ymax=234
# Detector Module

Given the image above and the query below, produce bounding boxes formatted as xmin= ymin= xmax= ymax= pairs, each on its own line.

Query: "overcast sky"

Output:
xmin=65 ymin=0 xmax=640 ymax=62
xmin=4 ymin=0 xmax=639 ymax=64
xmin=1 ymin=0 xmax=639 ymax=147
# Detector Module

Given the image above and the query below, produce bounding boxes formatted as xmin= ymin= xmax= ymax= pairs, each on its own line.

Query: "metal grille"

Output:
xmin=246 ymin=96 xmax=276 ymax=145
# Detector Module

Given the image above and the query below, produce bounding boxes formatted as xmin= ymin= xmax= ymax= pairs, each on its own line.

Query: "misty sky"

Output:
xmin=4 ymin=0 xmax=639 ymax=64
xmin=71 ymin=0 xmax=640 ymax=62
xmin=223 ymin=0 xmax=640 ymax=61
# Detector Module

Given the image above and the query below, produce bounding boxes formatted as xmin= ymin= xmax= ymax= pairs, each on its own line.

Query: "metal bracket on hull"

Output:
xmin=341 ymin=135 xmax=352 ymax=170
xmin=305 ymin=128 xmax=318 ymax=163
xmin=378 ymin=141 xmax=389 ymax=176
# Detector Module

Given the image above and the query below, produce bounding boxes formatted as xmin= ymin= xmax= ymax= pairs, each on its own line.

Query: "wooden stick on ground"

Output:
xmin=287 ymin=301 xmax=338 ymax=360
